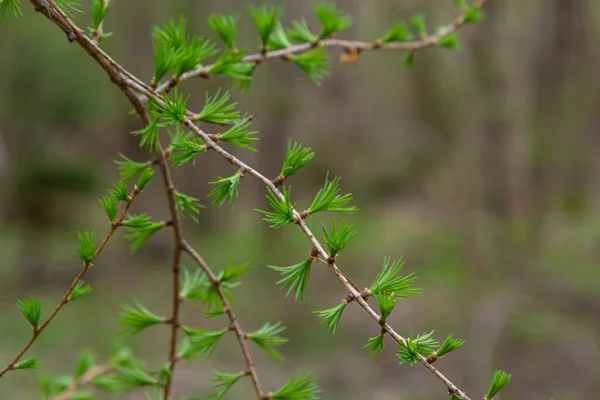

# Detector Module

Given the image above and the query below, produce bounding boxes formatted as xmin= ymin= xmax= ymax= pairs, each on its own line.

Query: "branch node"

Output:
xmin=66 ymin=31 xmax=77 ymax=42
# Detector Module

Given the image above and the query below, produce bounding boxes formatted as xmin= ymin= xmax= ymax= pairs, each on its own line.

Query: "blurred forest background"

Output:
xmin=1 ymin=0 xmax=600 ymax=399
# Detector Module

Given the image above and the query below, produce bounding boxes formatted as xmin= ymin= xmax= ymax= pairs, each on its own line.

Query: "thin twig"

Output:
xmin=155 ymin=0 xmax=488 ymax=93
xmin=53 ymin=362 xmax=112 ymax=400
xmin=0 ymin=187 xmax=140 ymax=378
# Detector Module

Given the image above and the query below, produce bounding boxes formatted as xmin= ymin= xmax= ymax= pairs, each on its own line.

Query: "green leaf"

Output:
xmin=280 ymin=139 xmax=315 ymax=179
xmin=437 ymin=32 xmax=460 ymax=50
xmin=314 ymin=302 xmax=347 ymax=334
xmin=115 ymin=154 xmax=151 ymax=184
xmin=18 ymin=297 xmax=42 ymax=329
xmin=209 ymin=370 xmax=246 ymax=399
xmin=397 ymin=331 xmax=438 ymax=365
xmin=180 ymin=267 xmax=206 ymax=302
xmin=99 ymin=195 xmax=118 ymax=221
xmin=375 ymin=291 xmax=398 ymax=320
xmin=124 ymin=222 xmax=164 ymax=253
xmin=56 ymin=0 xmax=83 ymax=18
xmin=108 ymin=182 xmax=130 ymax=202
xmin=181 ymin=326 xmax=228 ymax=359
xmin=169 ymin=130 xmax=206 ymax=166
xmin=75 ymin=351 xmax=95 ymax=378
xmin=123 ymin=214 xmax=154 ymax=230
xmin=464 ymin=4 xmax=484 ymax=23
xmin=380 ymin=21 xmax=413 ymax=43
xmin=314 ymin=2 xmax=352 ymax=40
xmin=485 ymin=370 xmax=511 ymax=399
xmin=0 ymin=0 xmax=22 ymax=20
xmin=322 ymin=219 xmax=356 ymax=257
xmin=210 ymin=52 xmax=256 ymax=92
xmin=410 ymin=13 xmax=427 ymax=38
xmin=152 ymin=40 xmax=185 ymax=84
xmin=118 ymin=300 xmax=165 ymax=335
xmin=220 ymin=262 xmax=251 ymax=283
xmin=247 ymin=5 xmax=283 ymax=49
xmin=136 ymin=167 xmax=154 ymax=191
xmin=403 ymin=51 xmax=415 ymax=67
xmin=152 ymin=89 xmax=189 ymax=127
xmin=196 ymin=88 xmax=240 ymax=125
xmin=287 ymin=19 xmax=315 ymax=43
xmin=268 ymin=23 xmax=291 ymax=50
xmin=77 ymin=230 xmax=97 ymax=265
xmin=209 ymin=14 xmax=239 ymax=50
xmin=291 ymin=48 xmax=331 ymax=86
xmin=247 ymin=322 xmax=288 ymax=361
xmin=91 ymin=0 xmax=110 ymax=30
xmin=369 ymin=257 xmax=420 ymax=299
xmin=153 ymin=17 xmax=188 ymax=50
xmin=175 ymin=36 xmax=218 ymax=77
xmin=255 ymin=186 xmax=296 ymax=229
xmin=268 ymin=258 xmax=313 ymax=302
xmin=101 ymin=365 xmax=158 ymax=391
xmin=68 ymin=280 xmax=93 ymax=301
xmin=13 ymin=356 xmax=40 ymax=370
xmin=217 ymin=117 xmax=259 ymax=151
xmin=309 ymin=174 xmax=358 ymax=215
xmin=207 ymin=172 xmax=242 ymax=209
xmin=435 ymin=333 xmax=465 ymax=358
xmin=174 ymin=191 xmax=204 ymax=223
xmin=270 ymin=372 xmax=320 ymax=399
xmin=363 ymin=335 xmax=385 ymax=358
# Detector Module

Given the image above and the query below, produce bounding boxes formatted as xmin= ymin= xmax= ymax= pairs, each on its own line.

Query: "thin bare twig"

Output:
xmin=0 ymin=187 xmax=140 ymax=378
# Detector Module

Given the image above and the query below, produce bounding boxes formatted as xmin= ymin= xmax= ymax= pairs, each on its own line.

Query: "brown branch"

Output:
xmin=0 ymin=187 xmax=140 ymax=378
xmin=181 ymin=241 xmax=265 ymax=398
xmin=53 ymin=363 xmax=112 ymax=400
xmin=155 ymin=0 xmax=488 ymax=94
xmin=18 ymin=1 xmax=490 ymax=398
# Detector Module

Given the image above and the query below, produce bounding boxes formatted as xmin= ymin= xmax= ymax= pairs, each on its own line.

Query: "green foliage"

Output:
xmin=209 ymin=14 xmax=239 ymax=50
xmin=410 ymin=13 xmax=427 ymax=38
xmin=209 ymin=370 xmax=246 ymax=399
xmin=397 ymin=331 xmax=438 ymax=365
xmin=209 ymin=52 xmax=256 ymax=91
xmin=181 ymin=326 xmax=228 ymax=358
xmin=153 ymin=17 xmax=188 ymax=50
xmin=196 ymin=88 xmax=240 ymax=125
xmin=403 ymin=51 xmax=415 ymax=67
xmin=115 ymin=154 xmax=150 ymax=184
xmin=270 ymin=372 xmax=320 ymax=399
xmin=291 ymin=48 xmax=331 ymax=86
xmin=460 ymin=2 xmax=485 ymax=24
xmin=314 ymin=302 xmax=347 ymax=334
xmin=256 ymin=186 xmax=296 ymax=228
xmin=180 ymin=264 xmax=248 ymax=309
xmin=18 ymin=297 xmax=42 ymax=329
xmin=322 ymin=219 xmax=356 ymax=257
xmin=131 ymin=119 xmax=160 ymax=152
xmin=123 ymin=214 xmax=153 ymax=230
xmin=247 ymin=321 xmax=288 ymax=361
xmin=174 ymin=191 xmax=204 ymax=222
xmin=363 ymin=334 xmax=385 ymax=357
xmin=369 ymin=257 xmax=420 ymax=299
xmin=375 ymin=292 xmax=398 ymax=321
xmin=218 ymin=117 xmax=259 ymax=151
xmin=14 ymin=356 xmax=40 ymax=370
xmin=55 ymin=0 xmax=83 ymax=18
xmin=309 ymin=175 xmax=357 ymax=215
xmin=280 ymin=139 xmax=315 ymax=179
xmin=247 ymin=5 xmax=283 ymax=49
xmin=287 ymin=19 xmax=315 ymax=43
xmin=169 ymin=130 xmax=206 ymax=166
xmin=91 ymin=0 xmax=110 ymax=30
xmin=68 ymin=280 xmax=93 ymax=302
xmin=485 ymin=370 xmax=511 ymax=399
xmin=152 ymin=40 xmax=185 ymax=84
xmin=436 ymin=333 xmax=465 ymax=358
xmin=99 ymin=195 xmax=118 ymax=221
xmin=176 ymin=37 xmax=218 ymax=77
xmin=96 ymin=364 xmax=158 ymax=392
xmin=268 ymin=23 xmax=291 ymax=50
xmin=268 ymin=258 xmax=313 ymax=302
xmin=74 ymin=351 xmax=95 ymax=378
xmin=124 ymin=221 xmax=164 ymax=253
xmin=136 ymin=167 xmax=155 ymax=191
xmin=380 ymin=21 xmax=413 ymax=43
xmin=207 ymin=172 xmax=242 ymax=208
xmin=0 ymin=0 xmax=22 ymax=20
xmin=118 ymin=300 xmax=165 ymax=335
xmin=437 ymin=32 xmax=460 ymax=50
xmin=314 ymin=2 xmax=352 ymax=40
xmin=153 ymin=89 xmax=189 ymax=127
xmin=77 ymin=230 xmax=97 ymax=265
xmin=108 ymin=182 xmax=130 ymax=202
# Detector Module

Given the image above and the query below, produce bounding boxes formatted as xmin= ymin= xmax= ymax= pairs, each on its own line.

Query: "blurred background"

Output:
xmin=1 ymin=0 xmax=599 ymax=399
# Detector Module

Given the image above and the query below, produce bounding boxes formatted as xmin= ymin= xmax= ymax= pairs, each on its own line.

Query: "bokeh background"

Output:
xmin=1 ymin=0 xmax=600 ymax=399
